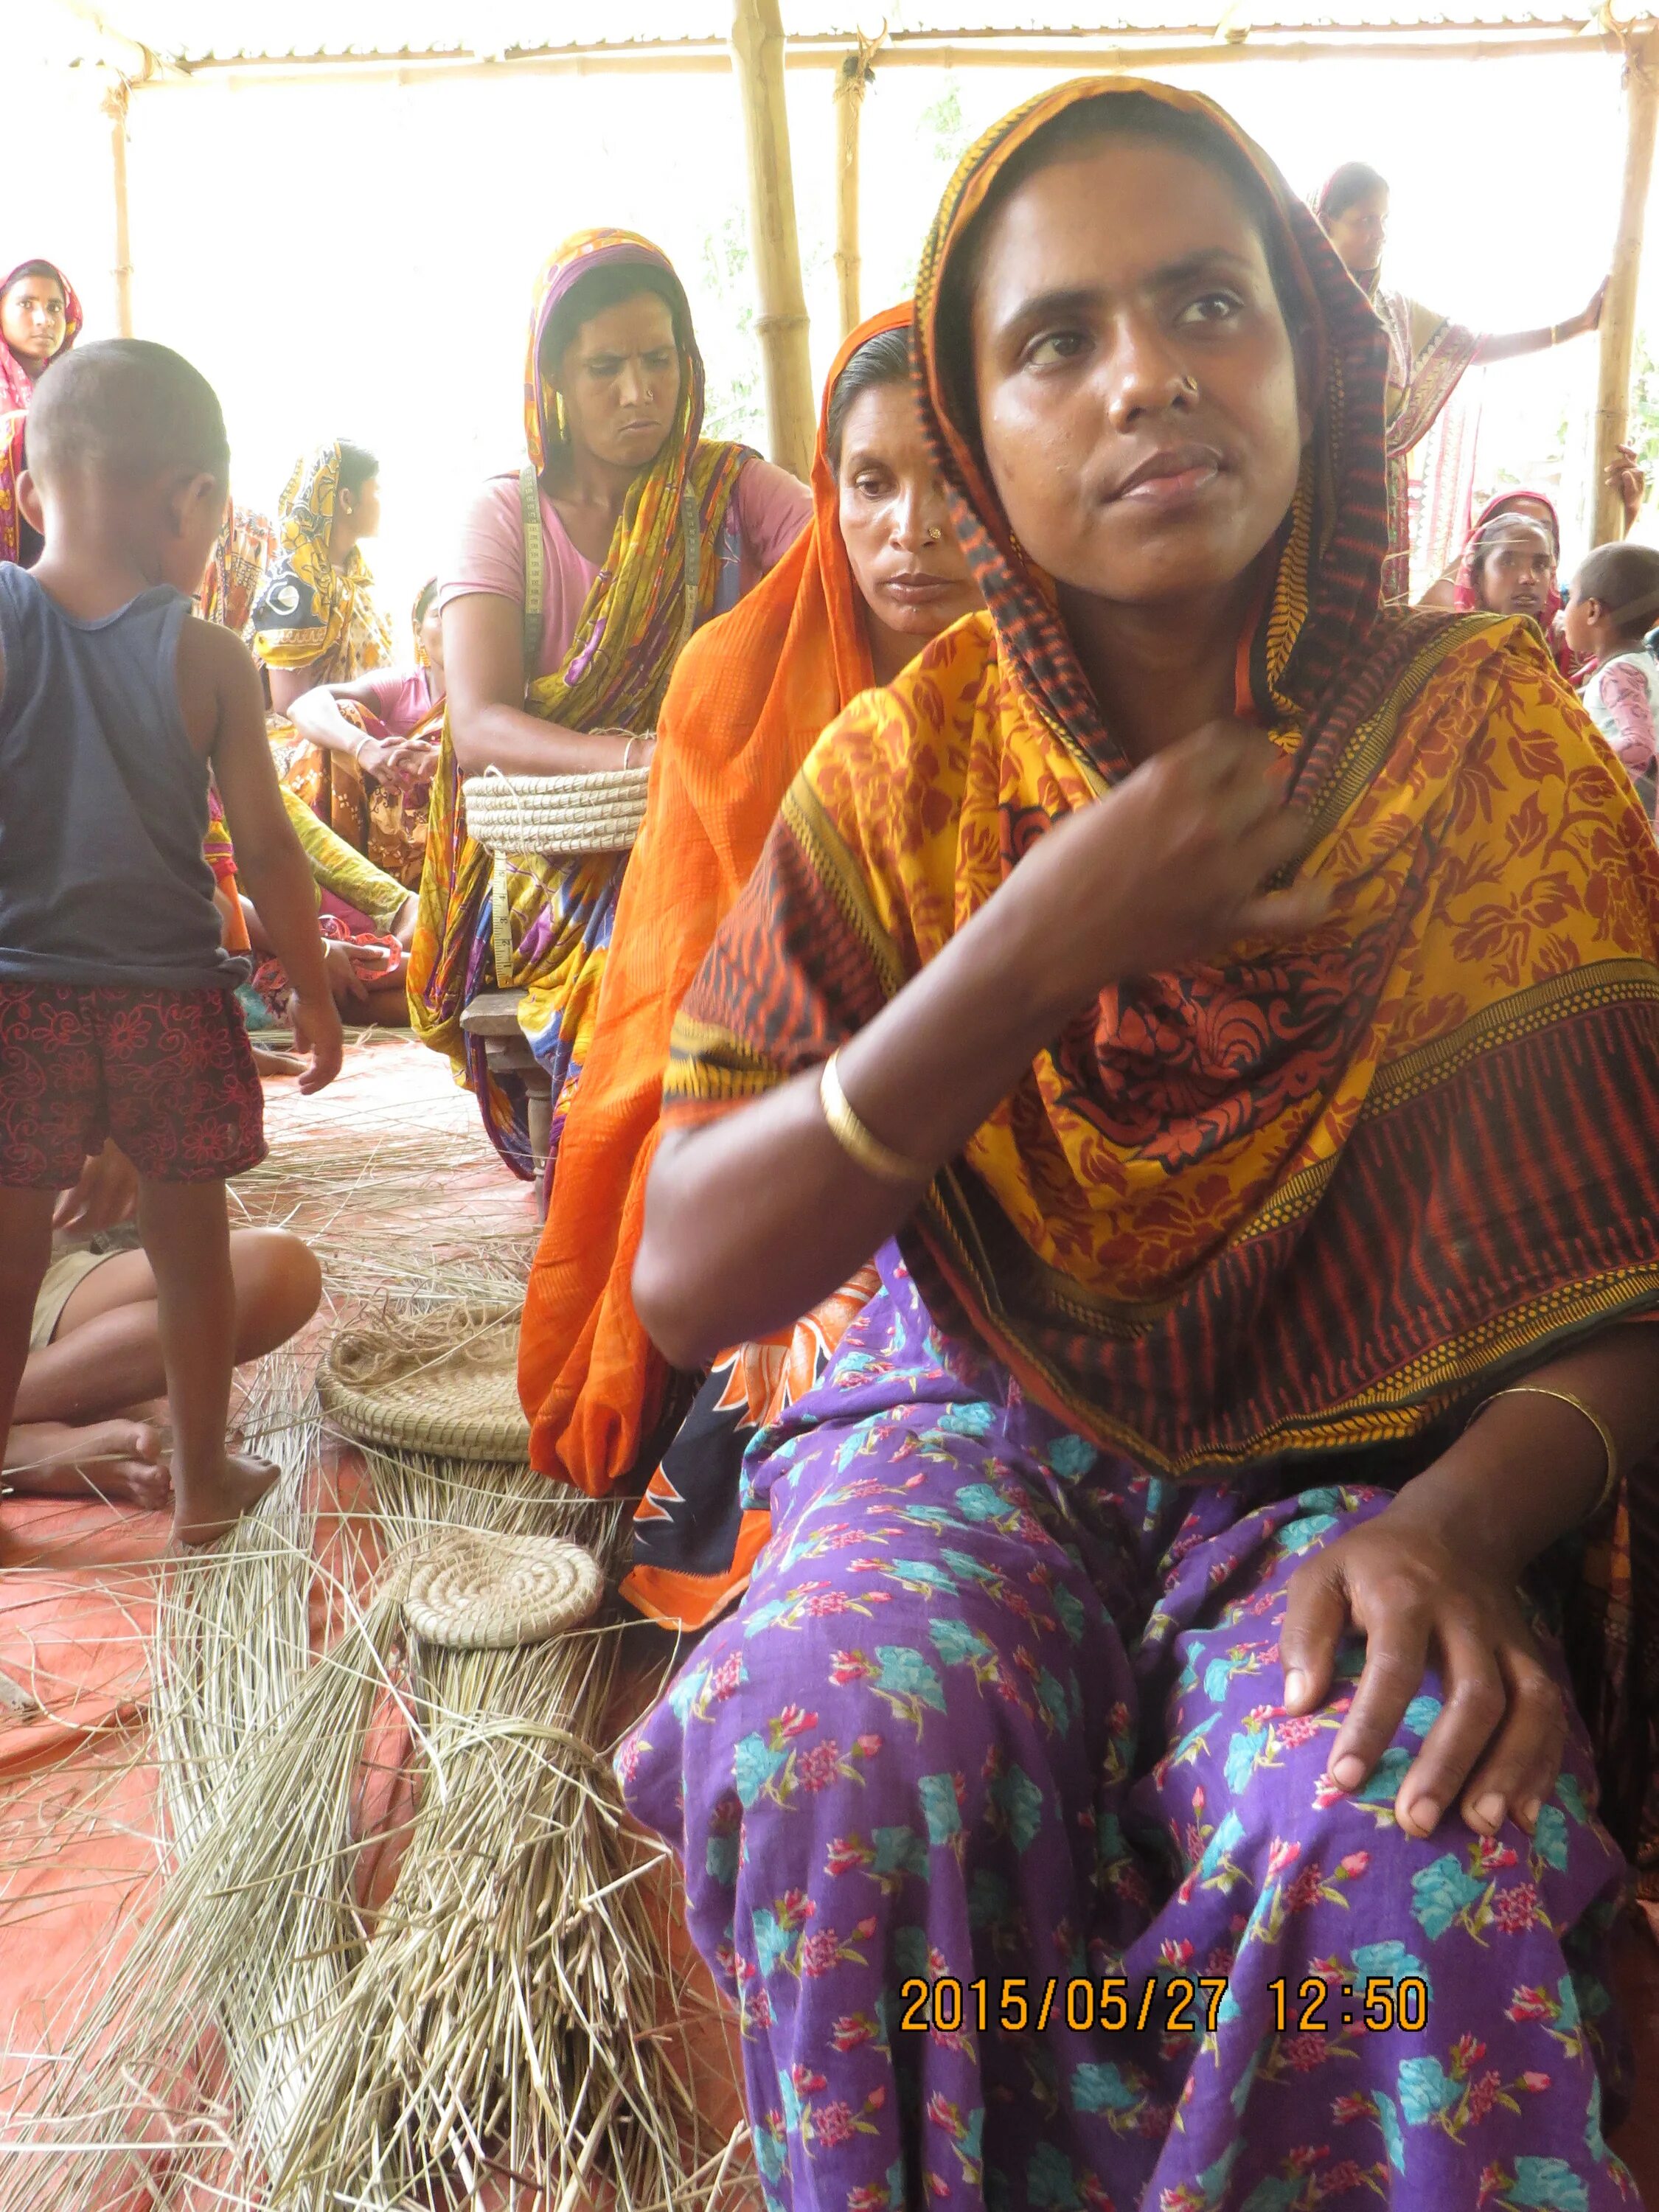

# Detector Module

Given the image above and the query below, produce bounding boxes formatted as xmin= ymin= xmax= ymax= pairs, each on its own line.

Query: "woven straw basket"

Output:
xmin=462 ymin=766 xmax=651 ymax=858
xmin=319 ymin=1301 xmax=532 ymax=1464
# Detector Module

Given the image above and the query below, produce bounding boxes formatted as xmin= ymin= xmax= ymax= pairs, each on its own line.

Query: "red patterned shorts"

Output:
xmin=0 ymin=982 xmax=265 ymax=1188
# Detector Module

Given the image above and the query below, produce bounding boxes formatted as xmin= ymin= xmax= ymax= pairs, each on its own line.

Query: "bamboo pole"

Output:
xmin=100 ymin=69 xmax=134 ymax=338
xmin=729 ymin=0 xmax=815 ymax=481
xmin=1593 ymin=30 xmax=1659 ymax=544
xmin=833 ymin=45 xmax=876 ymax=339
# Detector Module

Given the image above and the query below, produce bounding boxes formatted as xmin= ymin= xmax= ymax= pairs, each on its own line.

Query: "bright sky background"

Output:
xmin=8 ymin=35 xmax=1646 ymax=636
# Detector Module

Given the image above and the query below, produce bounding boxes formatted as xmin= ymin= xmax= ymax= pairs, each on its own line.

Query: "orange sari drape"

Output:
xmin=518 ymin=305 xmax=908 ymax=1494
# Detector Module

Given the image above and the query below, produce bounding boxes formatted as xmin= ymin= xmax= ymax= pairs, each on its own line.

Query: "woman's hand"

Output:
xmin=53 ymin=1138 xmax=139 ymax=1233
xmin=1279 ymin=1497 xmax=1565 ymax=1841
xmin=1571 ymin=277 xmax=1610 ymax=338
xmin=1006 ymin=719 xmax=1330 ymax=1018
xmin=321 ymin=936 xmax=399 ymax=1010
xmin=352 ymin=733 xmax=437 ymax=790
xmin=1607 ymin=441 xmax=1646 ymax=534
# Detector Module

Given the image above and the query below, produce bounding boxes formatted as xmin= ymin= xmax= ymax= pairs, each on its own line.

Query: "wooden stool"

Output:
xmin=459 ymin=989 xmax=554 ymax=1202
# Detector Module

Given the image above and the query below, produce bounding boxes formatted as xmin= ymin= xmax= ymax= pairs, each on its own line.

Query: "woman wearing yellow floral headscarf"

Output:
xmin=624 ymin=80 xmax=1659 ymax=2211
xmin=411 ymin=229 xmax=810 ymax=1181
xmin=253 ymin=439 xmax=399 ymax=874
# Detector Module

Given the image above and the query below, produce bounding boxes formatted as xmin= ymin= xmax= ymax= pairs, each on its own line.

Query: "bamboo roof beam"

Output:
xmin=730 ymin=0 xmax=817 ymax=481
xmin=162 ymin=24 xmax=1638 ymax=89
xmin=41 ymin=0 xmax=181 ymax=82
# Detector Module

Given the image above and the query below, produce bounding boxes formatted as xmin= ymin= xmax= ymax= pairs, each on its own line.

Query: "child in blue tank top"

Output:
xmin=0 ymin=339 xmax=343 ymax=1545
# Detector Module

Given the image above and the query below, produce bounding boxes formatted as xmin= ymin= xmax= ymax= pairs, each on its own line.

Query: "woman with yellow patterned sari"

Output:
xmin=252 ymin=440 xmax=406 ymax=874
xmin=624 ymin=80 xmax=1659 ymax=2212
xmin=410 ymin=229 xmax=810 ymax=1179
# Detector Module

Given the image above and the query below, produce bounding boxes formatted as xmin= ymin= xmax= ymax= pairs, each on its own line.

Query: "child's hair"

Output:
xmin=1574 ymin=540 xmax=1659 ymax=641
xmin=336 ymin=440 xmax=378 ymax=495
xmin=26 ymin=338 xmax=229 ymax=486
xmin=413 ymin=576 xmax=439 ymax=624
xmin=825 ymin=326 xmax=914 ymax=470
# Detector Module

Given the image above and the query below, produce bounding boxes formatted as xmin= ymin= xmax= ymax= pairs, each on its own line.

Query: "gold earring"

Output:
xmin=554 ymin=390 xmax=569 ymax=443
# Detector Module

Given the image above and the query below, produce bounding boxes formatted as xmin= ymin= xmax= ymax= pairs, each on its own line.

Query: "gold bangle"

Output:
xmin=818 ymin=1051 xmax=931 ymax=1186
xmin=1475 ymin=1384 xmax=1618 ymax=1520
xmin=1549 ymin=322 xmax=1560 ymax=347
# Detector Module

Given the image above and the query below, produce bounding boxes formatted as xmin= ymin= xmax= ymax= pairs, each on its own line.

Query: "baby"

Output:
xmin=1564 ymin=539 xmax=1659 ymax=824
xmin=0 ymin=339 xmax=343 ymax=1544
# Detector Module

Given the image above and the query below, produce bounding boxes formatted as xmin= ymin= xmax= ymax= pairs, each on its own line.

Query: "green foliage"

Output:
xmin=1625 ymin=327 xmax=1659 ymax=490
xmin=897 ymin=81 xmax=973 ymax=294
xmin=698 ymin=206 xmax=762 ymax=444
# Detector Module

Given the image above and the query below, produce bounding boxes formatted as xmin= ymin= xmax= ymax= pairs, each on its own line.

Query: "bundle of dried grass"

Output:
xmin=266 ymin=1451 xmax=741 ymax=2211
xmin=0 ymin=1352 xmax=397 ymax=2210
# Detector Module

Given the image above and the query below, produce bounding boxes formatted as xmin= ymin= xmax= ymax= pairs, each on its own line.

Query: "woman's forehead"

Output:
xmin=1488 ymin=520 xmax=1553 ymax=554
xmin=837 ymin=378 xmax=922 ymax=460
xmin=572 ymin=292 xmax=675 ymax=355
xmin=973 ymin=136 xmax=1269 ymax=325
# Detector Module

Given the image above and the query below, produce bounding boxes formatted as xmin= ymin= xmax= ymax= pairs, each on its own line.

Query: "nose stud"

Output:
xmin=1180 ymin=374 xmax=1200 ymax=397
xmin=923 ymin=525 xmax=942 ymax=545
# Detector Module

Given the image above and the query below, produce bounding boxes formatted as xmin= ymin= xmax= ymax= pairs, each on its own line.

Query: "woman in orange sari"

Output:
xmin=520 ymin=305 xmax=979 ymax=1628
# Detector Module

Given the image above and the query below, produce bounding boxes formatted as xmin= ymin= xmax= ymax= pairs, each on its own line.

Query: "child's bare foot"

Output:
xmin=4 ymin=1419 xmax=171 ymax=1509
xmin=170 ymin=1451 xmax=281 ymax=1548
xmin=251 ymin=1044 xmax=307 ymax=1079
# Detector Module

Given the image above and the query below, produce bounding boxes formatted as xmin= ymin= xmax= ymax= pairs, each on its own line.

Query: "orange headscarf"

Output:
xmin=519 ymin=304 xmax=909 ymax=1488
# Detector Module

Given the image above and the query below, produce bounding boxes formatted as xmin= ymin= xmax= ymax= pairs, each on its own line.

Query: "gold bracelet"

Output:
xmin=818 ymin=1051 xmax=931 ymax=1186
xmin=1549 ymin=322 xmax=1560 ymax=347
xmin=1476 ymin=1384 xmax=1618 ymax=1520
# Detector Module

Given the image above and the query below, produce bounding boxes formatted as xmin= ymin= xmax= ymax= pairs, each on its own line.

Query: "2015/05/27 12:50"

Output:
xmin=897 ymin=1974 xmax=1430 ymax=2036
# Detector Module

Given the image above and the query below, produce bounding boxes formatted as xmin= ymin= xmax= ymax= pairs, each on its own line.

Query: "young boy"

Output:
xmin=1564 ymin=539 xmax=1659 ymax=825
xmin=0 ymin=339 xmax=344 ymax=1545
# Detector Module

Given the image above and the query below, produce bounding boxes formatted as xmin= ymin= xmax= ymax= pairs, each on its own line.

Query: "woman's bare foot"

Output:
xmin=171 ymin=1451 xmax=281 ymax=1548
xmin=4 ymin=1419 xmax=171 ymax=1509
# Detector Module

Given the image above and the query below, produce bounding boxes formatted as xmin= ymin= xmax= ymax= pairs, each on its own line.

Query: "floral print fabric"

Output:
xmin=620 ymin=1251 xmax=1636 ymax=2212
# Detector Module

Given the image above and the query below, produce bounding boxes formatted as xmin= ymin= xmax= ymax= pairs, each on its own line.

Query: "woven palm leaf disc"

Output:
xmin=404 ymin=1527 xmax=605 ymax=1650
xmin=318 ymin=1301 xmax=531 ymax=1464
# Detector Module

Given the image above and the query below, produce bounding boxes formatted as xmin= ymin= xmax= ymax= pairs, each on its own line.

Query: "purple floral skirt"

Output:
xmin=619 ymin=1251 xmax=1637 ymax=2211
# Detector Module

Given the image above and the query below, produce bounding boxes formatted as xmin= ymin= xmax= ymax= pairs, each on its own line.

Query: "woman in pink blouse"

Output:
xmin=438 ymin=285 xmax=809 ymax=781
xmin=411 ymin=229 xmax=812 ymax=1183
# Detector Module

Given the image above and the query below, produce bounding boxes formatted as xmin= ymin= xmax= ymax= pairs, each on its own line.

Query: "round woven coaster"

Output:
xmin=318 ymin=1302 xmax=531 ymax=1464
xmin=462 ymin=766 xmax=651 ymax=858
xmin=404 ymin=1529 xmax=605 ymax=1651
